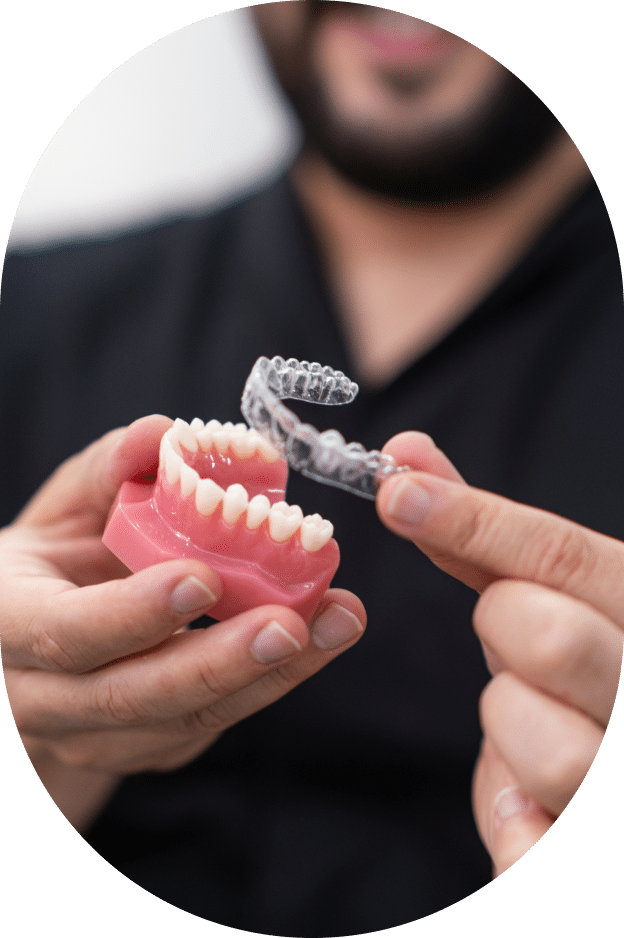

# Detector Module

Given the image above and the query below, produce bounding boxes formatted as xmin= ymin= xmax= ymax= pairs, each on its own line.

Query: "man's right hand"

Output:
xmin=1 ymin=415 xmax=365 ymax=823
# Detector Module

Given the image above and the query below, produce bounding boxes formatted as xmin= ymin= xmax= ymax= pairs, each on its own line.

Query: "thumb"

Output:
xmin=17 ymin=414 xmax=173 ymax=529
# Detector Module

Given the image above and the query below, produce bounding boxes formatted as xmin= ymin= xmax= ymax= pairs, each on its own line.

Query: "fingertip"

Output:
xmin=381 ymin=431 xmax=465 ymax=484
xmin=376 ymin=472 xmax=433 ymax=533
xmin=381 ymin=430 xmax=437 ymax=458
xmin=129 ymin=559 xmax=223 ymax=616
xmin=108 ymin=414 xmax=174 ymax=486
xmin=315 ymin=588 xmax=367 ymax=631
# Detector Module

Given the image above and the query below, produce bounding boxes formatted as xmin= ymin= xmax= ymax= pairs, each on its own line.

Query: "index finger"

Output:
xmin=377 ymin=470 xmax=624 ymax=630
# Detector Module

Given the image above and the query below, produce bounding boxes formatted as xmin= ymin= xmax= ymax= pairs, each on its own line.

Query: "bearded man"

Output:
xmin=1 ymin=4 xmax=622 ymax=934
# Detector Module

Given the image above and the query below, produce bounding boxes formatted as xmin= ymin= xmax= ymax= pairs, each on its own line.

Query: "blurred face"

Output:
xmin=253 ymin=2 xmax=563 ymax=203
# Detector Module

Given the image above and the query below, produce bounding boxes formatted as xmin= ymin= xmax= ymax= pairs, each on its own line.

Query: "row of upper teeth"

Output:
xmin=159 ymin=431 xmax=333 ymax=551
xmin=171 ymin=417 xmax=280 ymax=462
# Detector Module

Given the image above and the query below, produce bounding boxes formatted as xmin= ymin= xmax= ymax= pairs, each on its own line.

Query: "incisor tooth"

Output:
xmin=173 ymin=418 xmax=198 ymax=453
xmin=195 ymin=478 xmax=224 ymax=516
xmin=179 ymin=461 xmax=200 ymax=498
xmin=246 ymin=494 xmax=271 ymax=529
xmin=222 ymin=484 xmax=249 ymax=524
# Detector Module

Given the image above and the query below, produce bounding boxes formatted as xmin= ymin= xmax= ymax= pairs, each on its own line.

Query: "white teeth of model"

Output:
xmin=246 ymin=494 xmax=271 ymax=530
xmin=194 ymin=418 xmax=279 ymax=463
xmin=196 ymin=419 xmax=221 ymax=452
xmin=163 ymin=436 xmax=182 ymax=485
xmin=173 ymin=418 xmax=199 ymax=453
xmin=190 ymin=417 xmax=205 ymax=432
xmin=256 ymin=435 xmax=280 ymax=462
xmin=195 ymin=477 xmax=224 ymax=516
xmin=230 ymin=426 xmax=258 ymax=458
xmin=268 ymin=502 xmax=304 ymax=542
xmin=179 ymin=460 xmax=200 ymax=498
xmin=212 ymin=426 xmax=233 ymax=454
xmin=222 ymin=484 xmax=249 ymax=524
xmin=300 ymin=516 xmax=334 ymax=552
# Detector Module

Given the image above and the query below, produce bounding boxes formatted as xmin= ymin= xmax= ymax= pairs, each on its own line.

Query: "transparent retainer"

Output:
xmin=240 ymin=356 xmax=409 ymax=500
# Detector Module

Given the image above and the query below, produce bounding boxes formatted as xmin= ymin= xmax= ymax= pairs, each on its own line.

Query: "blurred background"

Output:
xmin=9 ymin=9 xmax=300 ymax=248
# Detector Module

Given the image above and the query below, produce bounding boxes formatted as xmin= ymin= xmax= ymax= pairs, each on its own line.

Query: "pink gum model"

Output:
xmin=103 ymin=418 xmax=340 ymax=622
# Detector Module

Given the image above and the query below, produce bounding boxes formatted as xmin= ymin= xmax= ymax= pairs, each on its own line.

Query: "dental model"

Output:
xmin=103 ymin=416 xmax=339 ymax=622
xmin=104 ymin=356 xmax=406 ymax=622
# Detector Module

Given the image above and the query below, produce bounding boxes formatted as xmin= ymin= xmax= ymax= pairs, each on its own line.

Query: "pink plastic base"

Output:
xmin=103 ymin=480 xmax=340 ymax=623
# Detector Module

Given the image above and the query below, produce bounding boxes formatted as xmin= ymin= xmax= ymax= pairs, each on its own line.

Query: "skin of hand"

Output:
xmin=376 ymin=431 xmax=623 ymax=876
xmin=1 ymin=415 xmax=366 ymax=825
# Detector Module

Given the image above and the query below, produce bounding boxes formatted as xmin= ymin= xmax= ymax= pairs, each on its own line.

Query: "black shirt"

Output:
xmin=1 ymin=177 xmax=622 ymax=936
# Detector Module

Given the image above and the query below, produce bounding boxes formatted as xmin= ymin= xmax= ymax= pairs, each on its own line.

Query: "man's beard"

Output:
xmin=271 ymin=34 xmax=563 ymax=204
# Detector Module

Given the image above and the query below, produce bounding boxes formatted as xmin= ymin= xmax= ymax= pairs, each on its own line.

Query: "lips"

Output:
xmin=318 ymin=4 xmax=451 ymax=64
xmin=103 ymin=418 xmax=340 ymax=622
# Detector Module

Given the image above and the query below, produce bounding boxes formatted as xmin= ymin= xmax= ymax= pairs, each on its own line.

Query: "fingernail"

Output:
xmin=311 ymin=603 xmax=364 ymax=650
xmin=250 ymin=620 xmax=302 ymax=664
xmin=170 ymin=576 xmax=218 ymax=615
xmin=492 ymin=786 xmax=532 ymax=831
xmin=386 ymin=477 xmax=431 ymax=526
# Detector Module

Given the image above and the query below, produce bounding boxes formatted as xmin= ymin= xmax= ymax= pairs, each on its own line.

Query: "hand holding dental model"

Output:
xmin=1 ymin=414 xmax=366 ymax=829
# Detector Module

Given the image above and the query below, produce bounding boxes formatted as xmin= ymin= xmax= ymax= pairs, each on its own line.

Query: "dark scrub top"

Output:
xmin=1 ymin=176 xmax=622 ymax=936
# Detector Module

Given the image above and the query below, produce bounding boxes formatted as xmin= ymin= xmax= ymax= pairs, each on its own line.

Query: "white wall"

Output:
xmin=9 ymin=9 xmax=300 ymax=247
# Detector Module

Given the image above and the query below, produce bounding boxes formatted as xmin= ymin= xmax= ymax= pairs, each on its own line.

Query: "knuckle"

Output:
xmin=193 ymin=657 xmax=234 ymax=703
xmin=531 ymin=738 xmax=591 ymax=802
xmin=92 ymin=675 xmax=147 ymax=726
xmin=454 ymin=501 xmax=497 ymax=559
xmin=181 ymin=706 xmax=227 ymax=736
xmin=472 ymin=579 xmax=514 ymax=636
xmin=529 ymin=608 xmax=586 ymax=682
xmin=29 ymin=617 xmax=85 ymax=673
xmin=530 ymin=526 xmax=597 ymax=591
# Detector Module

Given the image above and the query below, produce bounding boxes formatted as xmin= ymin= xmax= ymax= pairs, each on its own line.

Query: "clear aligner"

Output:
xmin=240 ymin=356 xmax=409 ymax=500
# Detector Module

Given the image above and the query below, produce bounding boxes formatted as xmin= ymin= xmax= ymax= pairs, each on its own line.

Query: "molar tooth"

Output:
xmin=246 ymin=494 xmax=271 ymax=530
xmin=300 ymin=516 xmax=334 ymax=552
xmin=195 ymin=478 xmax=224 ymax=516
xmin=190 ymin=417 xmax=205 ymax=432
xmin=179 ymin=460 xmax=200 ymax=498
xmin=173 ymin=418 xmax=198 ymax=453
xmin=222 ymin=484 xmax=249 ymax=524
xmin=268 ymin=503 xmax=303 ymax=542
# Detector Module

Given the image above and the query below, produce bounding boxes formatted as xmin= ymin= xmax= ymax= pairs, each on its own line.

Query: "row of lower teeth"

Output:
xmin=160 ymin=432 xmax=333 ymax=551
xmin=172 ymin=417 xmax=280 ymax=462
